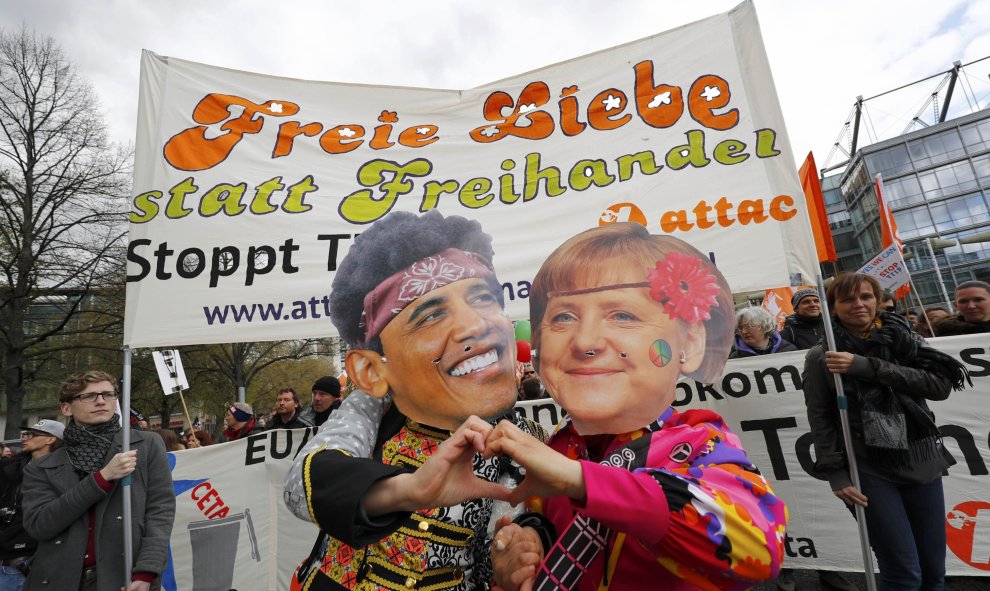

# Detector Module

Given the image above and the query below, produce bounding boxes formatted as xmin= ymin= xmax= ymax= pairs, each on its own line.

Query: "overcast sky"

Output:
xmin=4 ymin=0 xmax=990 ymax=171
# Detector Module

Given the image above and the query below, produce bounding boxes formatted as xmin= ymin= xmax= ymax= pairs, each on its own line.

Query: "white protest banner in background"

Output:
xmin=163 ymin=427 xmax=320 ymax=591
xmin=125 ymin=0 xmax=817 ymax=348
xmin=163 ymin=335 xmax=990 ymax=589
xmin=152 ymin=349 xmax=190 ymax=394
xmin=856 ymin=243 xmax=910 ymax=290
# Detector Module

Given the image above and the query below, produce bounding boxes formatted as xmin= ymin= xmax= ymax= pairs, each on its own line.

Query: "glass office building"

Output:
xmin=836 ymin=107 xmax=990 ymax=306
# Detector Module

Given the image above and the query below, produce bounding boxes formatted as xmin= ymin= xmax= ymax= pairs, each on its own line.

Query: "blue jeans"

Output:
xmin=858 ymin=471 xmax=946 ymax=591
xmin=0 ymin=565 xmax=25 ymax=591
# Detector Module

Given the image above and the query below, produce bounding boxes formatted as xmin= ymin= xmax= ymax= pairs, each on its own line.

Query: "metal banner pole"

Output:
xmin=815 ymin=274 xmax=877 ymax=591
xmin=121 ymin=345 xmax=134 ymax=586
xmin=925 ymin=238 xmax=954 ymax=309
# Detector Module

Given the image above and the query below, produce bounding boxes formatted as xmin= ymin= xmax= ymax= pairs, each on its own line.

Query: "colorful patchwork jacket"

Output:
xmin=292 ymin=405 xmax=544 ymax=591
xmin=532 ymin=406 xmax=787 ymax=591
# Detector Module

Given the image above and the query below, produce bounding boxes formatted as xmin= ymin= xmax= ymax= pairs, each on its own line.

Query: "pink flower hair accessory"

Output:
xmin=647 ymin=252 xmax=719 ymax=324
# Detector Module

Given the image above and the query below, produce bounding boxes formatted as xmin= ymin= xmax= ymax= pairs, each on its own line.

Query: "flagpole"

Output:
xmin=121 ymin=345 xmax=134 ymax=587
xmin=815 ymin=275 xmax=878 ymax=591
xmin=924 ymin=237 xmax=954 ymax=309
xmin=906 ymin=276 xmax=937 ymax=335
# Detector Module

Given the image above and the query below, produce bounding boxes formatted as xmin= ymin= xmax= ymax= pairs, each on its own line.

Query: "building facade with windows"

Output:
xmin=821 ymin=173 xmax=863 ymax=274
xmin=836 ymin=107 xmax=990 ymax=306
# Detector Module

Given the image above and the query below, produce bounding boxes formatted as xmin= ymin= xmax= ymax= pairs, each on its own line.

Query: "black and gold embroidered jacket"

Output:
xmin=292 ymin=406 xmax=544 ymax=591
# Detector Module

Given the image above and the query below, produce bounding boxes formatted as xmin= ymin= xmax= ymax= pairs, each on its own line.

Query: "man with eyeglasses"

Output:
xmin=20 ymin=371 xmax=174 ymax=591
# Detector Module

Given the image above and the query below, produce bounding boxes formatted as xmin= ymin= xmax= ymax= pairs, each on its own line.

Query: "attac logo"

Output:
xmin=599 ymin=202 xmax=647 ymax=226
xmin=946 ymin=500 xmax=990 ymax=571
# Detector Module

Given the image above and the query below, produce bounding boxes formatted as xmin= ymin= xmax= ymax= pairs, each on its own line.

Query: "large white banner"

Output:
xmin=125 ymin=0 xmax=817 ymax=348
xmin=163 ymin=335 xmax=990 ymax=590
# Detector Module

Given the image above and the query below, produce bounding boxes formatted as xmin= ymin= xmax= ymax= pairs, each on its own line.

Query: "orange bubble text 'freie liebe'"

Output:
xmin=159 ymin=63 xmax=740 ymax=172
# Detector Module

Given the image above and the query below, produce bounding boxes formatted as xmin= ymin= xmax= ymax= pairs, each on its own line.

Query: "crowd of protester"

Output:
xmin=2 ymin=273 xmax=986 ymax=591
xmin=729 ymin=280 xmax=990 ymax=363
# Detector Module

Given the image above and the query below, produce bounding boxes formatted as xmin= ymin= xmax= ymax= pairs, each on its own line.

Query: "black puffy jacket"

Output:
xmin=780 ymin=313 xmax=824 ymax=350
xmin=0 ymin=453 xmax=36 ymax=560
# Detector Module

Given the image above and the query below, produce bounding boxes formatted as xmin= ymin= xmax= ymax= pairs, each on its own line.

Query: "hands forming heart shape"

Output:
xmin=388 ymin=415 xmax=585 ymax=514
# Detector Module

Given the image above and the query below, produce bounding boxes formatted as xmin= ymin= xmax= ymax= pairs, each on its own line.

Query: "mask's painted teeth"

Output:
xmin=449 ymin=350 xmax=498 ymax=377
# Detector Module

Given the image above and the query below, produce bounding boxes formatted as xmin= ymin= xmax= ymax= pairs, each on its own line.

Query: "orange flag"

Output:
xmin=799 ymin=152 xmax=837 ymax=263
xmin=762 ymin=286 xmax=813 ymax=330
xmin=875 ymin=174 xmax=910 ymax=299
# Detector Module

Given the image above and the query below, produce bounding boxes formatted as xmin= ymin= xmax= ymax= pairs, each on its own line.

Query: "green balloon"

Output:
xmin=514 ymin=320 xmax=532 ymax=342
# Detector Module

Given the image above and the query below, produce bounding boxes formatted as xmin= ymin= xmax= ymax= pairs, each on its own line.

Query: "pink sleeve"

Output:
xmin=573 ymin=416 xmax=788 ymax=588
xmin=579 ymin=460 xmax=671 ymax=544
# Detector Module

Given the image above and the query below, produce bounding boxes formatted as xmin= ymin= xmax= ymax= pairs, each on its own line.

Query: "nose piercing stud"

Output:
xmin=619 ymin=352 xmax=628 ymax=358
xmin=464 ymin=346 xmax=472 ymax=352
xmin=585 ymin=350 xmax=596 ymax=357
xmin=432 ymin=358 xmax=441 ymax=365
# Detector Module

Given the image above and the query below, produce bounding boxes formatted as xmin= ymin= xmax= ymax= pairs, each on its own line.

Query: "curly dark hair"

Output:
xmin=329 ymin=210 xmax=501 ymax=348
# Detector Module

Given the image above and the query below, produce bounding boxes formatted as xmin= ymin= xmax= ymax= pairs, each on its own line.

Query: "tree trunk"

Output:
xmin=3 ymin=346 xmax=26 ymax=439
xmin=234 ymin=349 xmax=245 ymax=400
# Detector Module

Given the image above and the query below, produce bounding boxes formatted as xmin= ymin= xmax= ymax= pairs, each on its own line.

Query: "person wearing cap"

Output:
xmin=20 ymin=370 xmax=174 ymax=591
xmin=298 ymin=376 xmax=343 ymax=427
xmin=221 ymin=401 xmax=263 ymax=441
xmin=287 ymin=211 xmax=545 ymax=591
xmin=780 ymin=287 xmax=826 ymax=350
xmin=20 ymin=420 xmax=65 ymax=457
xmin=0 ymin=420 xmax=64 ymax=591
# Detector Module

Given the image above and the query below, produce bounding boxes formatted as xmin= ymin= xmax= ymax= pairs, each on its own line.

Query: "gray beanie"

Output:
xmin=791 ymin=288 xmax=818 ymax=309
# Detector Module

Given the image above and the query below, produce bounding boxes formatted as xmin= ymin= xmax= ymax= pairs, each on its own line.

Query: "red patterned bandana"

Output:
xmin=360 ymin=248 xmax=496 ymax=345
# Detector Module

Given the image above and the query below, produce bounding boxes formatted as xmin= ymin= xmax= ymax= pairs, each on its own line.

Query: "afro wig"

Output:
xmin=329 ymin=210 xmax=500 ymax=347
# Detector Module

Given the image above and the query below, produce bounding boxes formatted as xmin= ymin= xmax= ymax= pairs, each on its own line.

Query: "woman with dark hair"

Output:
xmin=487 ymin=223 xmax=786 ymax=590
xmin=803 ymin=272 xmax=969 ymax=590
xmin=155 ymin=429 xmax=185 ymax=452
xmin=184 ymin=430 xmax=214 ymax=448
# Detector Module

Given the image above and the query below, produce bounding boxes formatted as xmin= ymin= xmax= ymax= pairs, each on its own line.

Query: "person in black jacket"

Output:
xmin=266 ymin=388 xmax=314 ymax=430
xmin=803 ymin=273 xmax=970 ymax=590
xmin=1 ymin=420 xmax=63 ymax=591
xmin=780 ymin=288 xmax=825 ymax=350
xmin=298 ymin=376 xmax=343 ymax=427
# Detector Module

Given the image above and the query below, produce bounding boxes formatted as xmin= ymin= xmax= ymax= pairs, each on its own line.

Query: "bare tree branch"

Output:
xmin=0 ymin=26 xmax=130 ymax=438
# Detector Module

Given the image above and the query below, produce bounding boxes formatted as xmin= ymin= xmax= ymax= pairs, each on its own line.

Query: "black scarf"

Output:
xmin=832 ymin=312 xmax=970 ymax=468
xmin=63 ymin=415 xmax=121 ymax=475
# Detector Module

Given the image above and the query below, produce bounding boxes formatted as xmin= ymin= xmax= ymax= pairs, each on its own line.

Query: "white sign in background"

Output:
xmin=163 ymin=335 xmax=990 ymax=590
xmin=152 ymin=349 xmax=190 ymax=395
xmin=856 ymin=243 xmax=910 ymax=291
xmin=125 ymin=0 xmax=817 ymax=348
